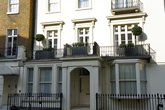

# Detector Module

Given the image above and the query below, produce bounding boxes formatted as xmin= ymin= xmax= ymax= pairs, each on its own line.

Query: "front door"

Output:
xmin=79 ymin=74 xmax=90 ymax=106
xmin=3 ymin=76 xmax=18 ymax=105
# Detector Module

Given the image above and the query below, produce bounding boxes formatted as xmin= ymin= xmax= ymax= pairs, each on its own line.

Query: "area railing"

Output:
xmin=7 ymin=93 xmax=63 ymax=110
xmin=96 ymin=93 xmax=165 ymax=110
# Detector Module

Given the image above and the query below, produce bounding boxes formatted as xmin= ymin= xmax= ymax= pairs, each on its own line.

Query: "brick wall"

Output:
xmin=0 ymin=0 xmax=34 ymax=59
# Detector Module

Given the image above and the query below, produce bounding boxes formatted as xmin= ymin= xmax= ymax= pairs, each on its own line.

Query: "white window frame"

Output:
xmin=6 ymin=29 xmax=18 ymax=57
xmin=77 ymin=0 xmax=92 ymax=10
xmin=57 ymin=66 xmax=62 ymax=93
xmin=77 ymin=27 xmax=90 ymax=43
xmin=72 ymin=18 xmax=96 ymax=43
xmin=107 ymin=13 xmax=147 ymax=46
xmin=113 ymin=24 xmax=136 ymax=46
xmin=27 ymin=68 xmax=34 ymax=93
xmin=47 ymin=0 xmax=60 ymax=13
xmin=39 ymin=67 xmax=52 ymax=93
xmin=47 ymin=30 xmax=58 ymax=49
xmin=111 ymin=59 xmax=147 ymax=95
xmin=41 ymin=21 xmax=64 ymax=49
xmin=7 ymin=0 xmax=19 ymax=14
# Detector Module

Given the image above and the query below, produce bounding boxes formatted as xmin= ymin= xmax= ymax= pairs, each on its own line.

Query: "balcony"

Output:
xmin=111 ymin=0 xmax=143 ymax=15
xmin=34 ymin=42 xmax=100 ymax=59
xmin=35 ymin=48 xmax=64 ymax=60
xmin=0 ymin=46 xmax=26 ymax=60
xmin=34 ymin=43 xmax=155 ymax=61
xmin=100 ymin=44 xmax=155 ymax=61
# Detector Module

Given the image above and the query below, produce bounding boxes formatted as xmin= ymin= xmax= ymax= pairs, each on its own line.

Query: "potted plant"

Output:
xmin=35 ymin=47 xmax=55 ymax=59
xmin=35 ymin=34 xmax=45 ymax=50
xmin=118 ymin=43 xmax=126 ymax=56
xmin=63 ymin=43 xmax=72 ymax=56
xmin=125 ymin=43 xmax=135 ymax=56
xmin=132 ymin=25 xmax=143 ymax=45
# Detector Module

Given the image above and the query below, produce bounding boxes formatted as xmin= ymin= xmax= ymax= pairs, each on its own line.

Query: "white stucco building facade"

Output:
xmin=0 ymin=0 xmax=165 ymax=110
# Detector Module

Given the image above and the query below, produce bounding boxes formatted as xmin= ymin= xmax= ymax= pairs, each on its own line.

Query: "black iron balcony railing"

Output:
xmin=34 ymin=42 xmax=100 ymax=59
xmin=100 ymin=44 xmax=155 ymax=60
xmin=96 ymin=93 xmax=165 ymax=110
xmin=111 ymin=0 xmax=143 ymax=14
xmin=7 ymin=93 xmax=63 ymax=110
xmin=33 ymin=43 xmax=155 ymax=60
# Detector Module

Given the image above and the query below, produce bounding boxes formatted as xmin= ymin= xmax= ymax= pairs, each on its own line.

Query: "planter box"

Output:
xmin=125 ymin=45 xmax=147 ymax=56
xmin=72 ymin=46 xmax=88 ymax=55
xmin=35 ymin=50 xmax=54 ymax=59
xmin=118 ymin=48 xmax=125 ymax=56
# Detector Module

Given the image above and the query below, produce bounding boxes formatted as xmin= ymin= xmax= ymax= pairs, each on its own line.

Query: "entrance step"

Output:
xmin=0 ymin=105 xmax=7 ymax=110
xmin=71 ymin=107 xmax=90 ymax=110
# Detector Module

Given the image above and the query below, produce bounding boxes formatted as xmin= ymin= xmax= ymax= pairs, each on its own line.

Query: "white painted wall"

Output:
xmin=33 ymin=1 xmax=165 ymax=110
xmin=143 ymin=0 xmax=165 ymax=62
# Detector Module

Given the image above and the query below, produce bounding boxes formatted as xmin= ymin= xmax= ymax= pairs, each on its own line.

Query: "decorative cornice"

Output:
xmin=72 ymin=18 xmax=97 ymax=23
xmin=41 ymin=21 xmax=65 ymax=26
xmin=107 ymin=12 xmax=148 ymax=21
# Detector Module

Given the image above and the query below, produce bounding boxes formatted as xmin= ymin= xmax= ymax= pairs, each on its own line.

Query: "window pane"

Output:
xmin=40 ymin=68 xmax=52 ymax=82
xmin=79 ymin=29 xmax=83 ymax=35
xmin=85 ymin=28 xmax=89 ymax=34
xmin=119 ymin=64 xmax=136 ymax=80
xmin=141 ymin=82 xmax=147 ymax=94
xmin=111 ymin=65 xmax=115 ymax=80
xmin=40 ymin=84 xmax=51 ymax=93
xmin=58 ymin=67 xmax=62 ymax=82
xmin=28 ymin=84 xmax=33 ymax=93
xmin=28 ymin=68 xmax=33 ymax=82
xmin=48 ymin=39 xmax=52 ymax=48
xmin=140 ymin=64 xmax=146 ymax=81
xmin=114 ymin=26 xmax=118 ymax=32
xmin=80 ymin=37 xmax=83 ymax=43
xmin=8 ymin=30 xmax=12 ymax=36
xmin=127 ymin=25 xmax=132 ymax=31
xmin=120 ymin=81 xmax=137 ymax=94
xmin=111 ymin=82 xmax=116 ymax=94
xmin=47 ymin=31 xmax=52 ymax=37
xmin=27 ymin=68 xmax=33 ymax=93
xmin=121 ymin=25 xmax=125 ymax=32
xmin=10 ymin=0 xmax=18 ymax=3
xmin=54 ymin=30 xmax=58 ymax=37
xmin=79 ymin=0 xmax=89 ymax=8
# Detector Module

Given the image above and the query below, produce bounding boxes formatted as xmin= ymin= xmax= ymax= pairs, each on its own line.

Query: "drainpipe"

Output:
xmin=31 ymin=0 xmax=37 ymax=59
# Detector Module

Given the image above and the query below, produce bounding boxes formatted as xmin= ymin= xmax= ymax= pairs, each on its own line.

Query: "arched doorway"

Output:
xmin=70 ymin=67 xmax=90 ymax=108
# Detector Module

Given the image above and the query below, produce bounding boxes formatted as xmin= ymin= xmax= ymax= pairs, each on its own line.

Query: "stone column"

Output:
xmin=90 ymin=66 xmax=99 ymax=110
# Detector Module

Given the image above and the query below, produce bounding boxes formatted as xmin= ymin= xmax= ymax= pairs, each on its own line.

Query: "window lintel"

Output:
xmin=41 ymin=21 xmax=64 ymax=27
xmin=72 ymin=18 xmax=97 ymax=24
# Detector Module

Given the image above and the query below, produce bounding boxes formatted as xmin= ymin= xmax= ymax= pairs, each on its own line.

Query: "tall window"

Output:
xmin=8 ymin=0 xmax=19 ymax=13
xmin=39 ymin=67 xmax=52 ymax=93
xmin=6 ymin=29 xmax=17 ymax=56
xmin=78 ymin=0 xmax=90 ymax=9
xmin=27 ymin=68 xmax=34 ymax=93
xmin=48 ymin=0 xmax=60 ymax=12
xmin=111 ymin=62 xmax=147 ymax=94
xmin=47 ymin=30 xmax=58 ymax=50
xmin=114 ymin=24 xmax=135 ymax=46
xmin=57 ymin=67 xmax=62 ymax=93
xmin=115 ymin=0 xmax=133 ymax=8
xmin=78 ymin=28 xmax=89 ymax=43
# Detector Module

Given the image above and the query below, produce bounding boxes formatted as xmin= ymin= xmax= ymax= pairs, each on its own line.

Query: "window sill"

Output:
xmin=76 ymin=7 xmax=92 ymax=11
xmin=7 ymin=12 xmax=19 ymax=15
xmin=45 ymin=11 xmax=61 ymax=14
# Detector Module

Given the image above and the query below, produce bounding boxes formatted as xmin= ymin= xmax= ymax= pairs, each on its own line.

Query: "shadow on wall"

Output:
xmin=0 ymin=35 xmax=33 ymax=59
